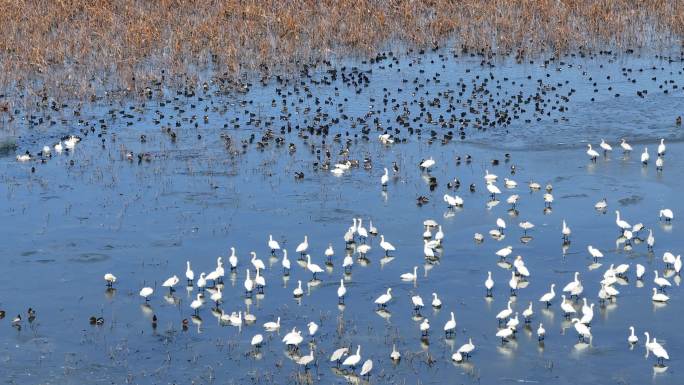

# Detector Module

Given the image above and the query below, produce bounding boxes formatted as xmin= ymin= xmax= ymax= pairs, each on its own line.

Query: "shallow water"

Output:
xmin=1 ymin=50 xmax=683 ymax=384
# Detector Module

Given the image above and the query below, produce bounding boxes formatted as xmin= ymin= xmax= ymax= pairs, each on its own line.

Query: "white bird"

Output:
xmin=543 ymin=193 xmax=554 ymax=207
xmin=54 ymin=142 xmax=64 ymax=153
xmin=263 ymin=317 xmax=281 ymax=331
xmin=562 ymin=220 xmax=571 ymax=241
xmin=647 ymin=229 xmax=655 ymax=250
xmin=325 ymin=244 xmax=334 ymax=261
xmin=268 ymin=235 xmax=280 ymax=253
xmin=580 ymin=302 xmax=594 ymax=325
xmin=474 ymin=233 xmax=484 ymax=242
xmin=627 ymin=326 xmax=638 ymax=344
xmin=522 ymin=302 xmax=534 ymax=322
xmin=420 ymin=157 xmax=436 ymax=171
xmin=296 ymin=235 xmax=309 ymax=255
xmin=342 ymin=345 xmax=362 ymax=368
xmin=162 ymin=275 xmax=179 ymax=293
xmin=444 ymin=193 xmax=464 ymax=207
xmin=336 ymin=279 xmax=347 ymax=303
xmin=641 ymin=147 xmax=649 ymax=164
xmin=539 ymin=283 xmax=556 ymax=306
xmin=139 ymin=287 xmax=153 ymax=301
xmin=486 ymin=183 xmax=501 ymax=198
xmin=656 ymin=156 xmax=664 ymax=171
xmin=496 ymin=246 xmax=513 ymax=260
xmin=296 ymin=349 xmax=315 ymax=369
xmin=444 ymin=311 xmax=456 ymax=336
xmin=190 ymin=293 xmax=203 ymax=314
xmin=283 ymin=329 xmax=304 ymax=350
xmin=390 ymin=344 xmax=401 ymax=361
xmin=594 ymin=198 xmax=607 ymax=211
xmin=250 ymin=252 xmax=265 ymax=271
xmin=197 ymin=272 xmax=207 ymax=290
xmin=485 ymin=271 xmax=494 ymax=296
xmin=652 ymin=288 xmax=669 ymax=302
xmin=419 ymin=318 xmax=430 ymax=336
xmin=282 ymin=249 xmax=291 ymax=274
xmin=381 ymin=167 xmax=389 ymax=187
xmin=563 ymin=272 xmax=581 ymax=294
xmin=615 ymin=210 xmax=631 ymax=231
xmin=411 ymin=295 xmax=424 ymax=313
xmin=496 ymin=326 xmax=515 ymax=343
xmin=657 ymin=138 xmax=666 ymax=156
xmin=560 ymin=295 xmax=576 ymax=317
xmin=431 ymin=292 xmax=442 ymax=308
xmin=306 ymin=254 xmax=324 ymax=280
xmin=600 ymin=139 xmax=612 ymax=153
xmin=374 ymin=288 xmax=393 ymax=308
xmin=104 ymin=273 xmax=117 ymax=287
xmin=537 ymin=323 xmax=546 ymax=341
xmin=503 ymin=178 xmax=517 ymax=188
xmin=228 ymin=247 xmax=238 ymax=270
xmin=343 ymin=253 xmax=354 ymax=271
xmin=484 ymin=170 xmax=498 ymax=183
xmin=293 ymin=280 xmax=304 ymax=298
xmin=675 ymin=255 xmax=682 ymax=274
xmin=587 ymin=245 xmax=603 ymax=262
xmin=507 ymin=194 xmax=520 ymax=206
xmin=360 ymin=359 xmax=373 ymax=377
xmin=571 ymin=318 xmax=591 ymax=341
xmin=401 ymin=266 xmax=419 ymax=281
xmin=307 ymin=321 xmax=319 ymax=338
xmin=254 ymin=268 xmax=266 ymax=292
xmin=244 ymin=269 xmax=254 ymax=295
xmin=636 ymin=263 xmax=646 ymax=280
xmin=496 ymin=217 xmax=506 ymax=232
xmin=379 ymin=235 xmax=395 ymax=255
xmin=378 ymin=133 xmax=394 ymax=144
xmin=654 ymin=271 xmax=671 ymax=290
xmin=357 ymin=218 xmax=369 ymax=240
xmin=457 ymin=338 xmax=475 ymax=357
xmin=519 ymin=221 xmax=535 ymax=234
xmin=508 ymin=271 xmax=519 ymax=294
xmin=663 ymin=251 xmax=676 ymax=267
xmin=496 ymin=300 xmax=513 ymax=322
xmin=251 ymin=334 xmax=264 ymax=348
xmin=652 ymin=340 xmax=669 ymax=365
xmin=659 ymin=209 xmax=674 ymax=222
xmin=586 ymin=144 xmax=600 ymax=161
xmin=330 ymin=347 xmax=349 ymax=365
xmin=620 ymin=138 xmax=633 ymax=152
xmin=185 ymin=261 xmax=194 ymax=284
xmin=514 ymin=256 xmax=530 ymax=278
xmin=210 ymin=287 xmax=222 ymax=305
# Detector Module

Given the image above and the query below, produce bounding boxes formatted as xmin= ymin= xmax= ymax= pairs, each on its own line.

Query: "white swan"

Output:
xmin=374 ymin=288 xmax=392 ymax=308
xmin=539 ymin=283 xmax=556 ymax=306
xmin=381 ymin=168 xmax=389 ymax=187
xmin=401 ymin=266 xmax=418 ymax=281
xmin=586 ymin=144 xmax=599 ymax=161
xmin=444 ymin=311 xmax=456 ymax=336
xmin=641 ymin=147 xmax=649 ymax=164
xmin=268 ymin=235 xmax=280 ymax=253
xmin=306 ymin=254 xmax=324 ymax=279
xmin=296 ymin=235 xmax=309 ymax=255
xmin=380 ymin=235 xmax=396 ymax=255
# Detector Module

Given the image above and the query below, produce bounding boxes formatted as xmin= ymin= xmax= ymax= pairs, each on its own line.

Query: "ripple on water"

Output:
xmin=68 ymin=253 xmax=110 ymax=263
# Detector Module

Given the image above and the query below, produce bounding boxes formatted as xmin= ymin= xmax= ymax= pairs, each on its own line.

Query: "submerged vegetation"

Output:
xmin=1 ymin=0 xmax=684 ymax=103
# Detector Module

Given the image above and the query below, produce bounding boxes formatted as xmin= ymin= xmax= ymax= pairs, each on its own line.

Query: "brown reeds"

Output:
xmin=0 ymin=0 xmax=683 ymax=103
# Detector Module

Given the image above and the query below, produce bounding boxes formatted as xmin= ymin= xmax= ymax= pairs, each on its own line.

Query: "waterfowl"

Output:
xmin=296 ymin=349 xmax=315 ymax=369
xmin=457 ymin=338 xmax=475 ymax=358
xmin=496 ymin=300 xmax=513 ymax=323
xmin=485 ymin=271 xmax=494 ymax=296
xmin=657 ymin=138 xmax=666 ymax=156
xmin=420 ymin=157 xmax=436 ymax=171
xmin=162 ymin=275 xmax=179 ymax=293
xmin=627 ymin=326 xmax=638 ymax=344
xmin=244 ymin=269 xmax=254 ymax=295
xmin=306 ymin=254 xmax=324 ymax=280
xmin=513 ymin=256 xmax=530 ymax=278
xmin=425 ymin=293 xmax=440 ymax=310
xmin=381 ymin=167 xmax=389 ymax=187
xmin=419 ymin=318 xmax=430 ymax=336
xmin=641 ymin=147 xmax=649 ymax=164
xmin=586 ymin=144 xmax=599 ymax=161
xmin=522 ymin=302 xmax=533 ymax=322
xmin=571 ymin=318 xmax=592 ymax=341
xmin=330 ymin=347 xmax=349 ymax=366
xmin=444 ymin=312 xmax=456 ymax=336
xmin=561 ymin=220 xmax=571 ymax=241
xmin=190 ymin=293 xmax=203 ymax=314
xmin=663 ymin=251 xmax=676 ymax=267
xmin=659 ymin=209 xmax=674 ymax=222
xmin=210 ymin=287 xmax=222 ymax=306
xmin=620 ymin=138 xmax=633 ymax=153
xmin=443 ymin=193 xmax=464 ymax=207
xmin=401 ymin=266 xmax=419 ymax=281
xmin=496 ymin=246 xmax=513 ymax=260
xmin=139 ymin=287 xmax=153 ymax=301
xmin=652 ymin=288 xmax=669 ymax=302
xmin=197 ymin=272 xmax=207 ymax=290
xmin=251 ymin=334 xmax=264 ymax=348
xmin=281 ymin=249 xmax=291 ymax=274
xmin=496 ymin=217 xmax=506 ymax=232
xmin=587 ymin=245 xmax=603 ymax=262
xmin=519 ymin=221 xmax=535 ymax=234
xmin=296 ymin=235 xmax=309 ymax=255
xmin=228 ymin=247 xmax=238 ymax=270
xmin=636 ymin=264 xmax=646 ymax=280
xmin=250 ymin=252 xmax=265 ymax=271
xmin=379 ymin=235 xmax=396 ymax=255
xmin=539 ymin=283 xmax=556 ymax=307
xmin=595 ymin=198 xmax=607 ymax=211
xmin=496 ymin=326 xmax=515 ymax=343
xmin=560 ymin=295 xmax=576 ymax=317
xmin=337 ymin=279 xmax=346 ymax=303
xmin=543 ymin=193 xmax=554 ymax=207
xmin=651 ymin=340 xmax=669 ymax=366
xmin=374 ymin=288 xmax=392 ymax=308
xmin=104 ymin=273 xmax=117 ymax=287
xmin=254 ymin=268 xmax=266 ymax=293
xmin=507 ymin=194 xmax=520 ymax=207
xmin=357 ymin=218 xmax=369 ymax=241
xmin=263 ymin=317 xmax=280 ymax=331
xmin=390 ymin=344 xmax=401 ymax=361
xmin=325 ymin=244 xmax=334 ymax=261
xmin=307 ymin=321 xmax=319 ymax=338
xmin=600 ymin=139 xmax=612 ymax=153
xmin=503 ymin=178 xmax=517 ymax=188
xmin=484 ymin=170 xmax=498 ymax=183
xmin=579 ymin=302 xmax=594 ymax=325
xmin=615 ymin=210 xmax=631 ymax=231
xmin=185 ymin=261 xmax=194 ymax=284
xmin=647 ymin=229 xmax=655 ymax=250
xmin=508 ymin=271 xmax=519 ymax=295
xmin=359 ymin=359 xmax=373 ymax=377
xmin=342 ymin=345 xmax=362 ymax=368
xmin=451 ymin=352 xmax=463 ymax=362
xmin=654 ymin=271 xmax=671 ymax=291
xmin=293 ymin=280 xmax=304 ymax=297
xmin=268 ymin=235 xmax=281 ymax=254
xmin=486 ymin=183 xmax=501 ymax=198
xmin=537 ymin=323 xmax=546 ymax=341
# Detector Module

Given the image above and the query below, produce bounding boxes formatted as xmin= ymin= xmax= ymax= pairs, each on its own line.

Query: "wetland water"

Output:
xmin=1 ymin=49 xmax=683 ymax=384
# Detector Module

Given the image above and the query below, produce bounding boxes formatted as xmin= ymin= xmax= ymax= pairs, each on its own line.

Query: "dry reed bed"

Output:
xmin=0 ymin=0 xmax=683 ymax=104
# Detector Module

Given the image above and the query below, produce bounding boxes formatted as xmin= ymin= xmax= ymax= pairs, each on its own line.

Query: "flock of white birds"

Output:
xmin=95 ymin=136 xmax=678 ymax=378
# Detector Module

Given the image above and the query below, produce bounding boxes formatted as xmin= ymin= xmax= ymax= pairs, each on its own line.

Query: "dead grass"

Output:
xmin=0 ymin=0 xmax=682 ymax=103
